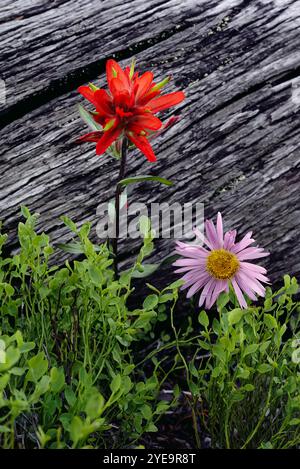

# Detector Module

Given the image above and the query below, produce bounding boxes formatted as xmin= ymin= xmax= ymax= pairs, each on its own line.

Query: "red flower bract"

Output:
xmin=77 ymin=59 xmax=185 ymax=162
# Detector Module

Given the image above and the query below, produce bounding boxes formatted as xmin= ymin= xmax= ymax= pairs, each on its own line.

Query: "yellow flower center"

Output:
xmin=206 ymin=249 xmax=240 ymax=280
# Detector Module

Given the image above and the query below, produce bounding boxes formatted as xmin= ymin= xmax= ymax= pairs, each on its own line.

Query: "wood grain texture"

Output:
xmin=0 ymin=0 xmax=207 ymax=111
xmin=1 ymin=0 xmax=300 ymax=285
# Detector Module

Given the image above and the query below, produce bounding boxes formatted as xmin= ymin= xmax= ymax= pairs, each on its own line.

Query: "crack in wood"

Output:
xmin=0 ymin=22 xmax=192 ymax=129
xmin=1 ymin=0 xmax=300 ymax=285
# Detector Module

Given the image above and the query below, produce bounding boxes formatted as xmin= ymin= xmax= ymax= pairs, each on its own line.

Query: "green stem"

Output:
xmin=192 ymin=401 xmax=201 ymax=449
xmin=112 ymin=137 xmax=128 ymax=279
xmin=241 ymin=371 xmax=274 ymax=449
xmin=170 ymin=296 xmax=201 ymax=448
xmin=224 ymin=406 xmax=231 ymax=448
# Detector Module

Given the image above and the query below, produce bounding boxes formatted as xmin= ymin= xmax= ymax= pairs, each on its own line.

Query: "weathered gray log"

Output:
xmin=0 ymin=0 xmax=213 ymax=114
xmin=1 ymin=0 xmax=300 ymax=285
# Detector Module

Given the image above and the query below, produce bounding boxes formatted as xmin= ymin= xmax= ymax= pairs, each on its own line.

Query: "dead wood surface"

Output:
xmin=1 ymin=0 xmax=300 ymax=284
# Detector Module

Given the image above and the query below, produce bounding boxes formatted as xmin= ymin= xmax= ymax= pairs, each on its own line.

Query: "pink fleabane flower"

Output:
xmin=173 ymin=212 xmax=270 ymax=309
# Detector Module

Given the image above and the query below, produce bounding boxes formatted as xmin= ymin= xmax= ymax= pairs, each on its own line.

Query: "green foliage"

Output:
xmin=78 ymin=104 xmax=101 ymax=131
xmin=118 ymin=175 xmax=173 ymax=188
xmin=0 ymin=208 xmax=179 ymax=448
xmin=1 ymin=208 xmax=300 ymax=449
xmin=181 ymin=277 xmax=300 ymax=448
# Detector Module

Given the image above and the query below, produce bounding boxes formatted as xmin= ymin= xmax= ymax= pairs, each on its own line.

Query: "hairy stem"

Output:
xmin=112 ymin=137 xmax=128 ymax=278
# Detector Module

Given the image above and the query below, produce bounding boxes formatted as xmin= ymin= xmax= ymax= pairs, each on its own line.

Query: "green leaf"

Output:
xmin=129 ymin=57 xmax=136 ymax=79
xmin=212 ymin=344 xmax=226 ymax=362
xmin=110 ymin=374 xmax=121 ymax=394
xmin=166 ymin=279 xmax=185 ymax=290
xmin=156 ymin=401 xmax=170 ymax=414
xmin=257 ymin=363 xmax=273 ymax=374
xmin=70 ymin=416 xmax=83 ymax=446
xmin=116 ymin=335 xmax=130 ymax=346
xmin=57 ymin=242 xmax=84 ymax=254
xmin=0 ymin=374 xmax=10 ymax=390
xmin=65 ymin=387 xmax=76 ymax=407
xmin=260 ymin=442 xmax=273 ymax=449
xmin=88 ymin=265 xmax=102 ymax=284
xmin=212 ymin=366 xmax=222 ymax=378
xmin=19 ymin=342 xmax=35 ymax=354
xmin=289 ymin=418 xmax=300 ymax=426
xmin=123 ymin=364 xmax=135 ymax=375
xmin=119 ymin=175 xmax=173 ymax=187
xmin=50 ymin=367 xmax=65 ymax=394
xmin=264 ymin=297 xmax=273 ymax=311
xmin=130 ymin=253 xmax=179 ymax=279
xmin=159 ymin=293 xmax=174 ymax=303
xmin=0 ymin=346 xmax=20 ymax=372
xmin=0 ymin=350 xmax=6 ymax=364
xmin=151 ymin=76 xmax=171 ymax=92
xmin=228 ymin=308 xmax=244 ymax=325
xmin=231 ymin=391 xmax=245 ymax=402
xmin=85 ymin=392 xmax=105 ymax=419
xmin=147 ymin=423 xmax=158 ymax=432
xmin=0 ymin=425 xmax=11 ymax=433
xmin=141 ymin=404 xmax=152 ymax=420
xmin=198 ymin=310 xmax=209 ymax=328
xmin=217 ymin=291 xmax=230 ymax=310
xmin=260 ymin=341 xmax=271 ymax=355
xmin=189 ymin=381 xmax=199 ymax=396
xmin=283 ymin=274 xmax=291 ymax=288
xmin=243 ymin=384 xmax=255 ymax=392
xmin=26 ymin=352 xmax=48 ymax=383
xmin=88 ymin=82 xmax=99 ymax=92
xmin=189 ymin=363 xmax=199 ymax=378
xmin=131 ymin=263 xmax=159 ymax=278
xmin=243 ymin=344 xmax=259 ymax=357
xmin=4 ymin=284 xmax=14 ymax=297
xmin=61 ymin=216 xmax=77 ymax=232
xmin=32 ymin=375 xmax=50 ymax=399
xmin=198 ymin=339 xmax=210 ymax=350
xmin=9 ymin=367 xmax=25 ymax=376
xmin=143 ymin=294 xmax=159 ymax=310
xmin=78 ymin=104 xmax=101 ymax=131
xmin=264 ymin=314 xmax=278 ymax=330
xmin=21 ymin=206 xmax=31 ymax=219
xmin=236 ymin=367 xmax=250 ymax=380
xmin=134 ymin=312 xmax=157 ymax=329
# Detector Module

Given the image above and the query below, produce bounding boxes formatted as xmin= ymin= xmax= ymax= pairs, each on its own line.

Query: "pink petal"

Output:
xmin=257 ymin=274 xmax=270 ymax=283
xmin=208 ymin=280 xmax=228 ymax=309
xmin=237 ymin=247 xmax=269 ymax=261
xmin=239 ymin=263 xmax=269 ymax=283
xmin=235 ymin=273 xmax=258 ymax=301
xmin=216 ymin=212 xmax=224 ymax=248
xmin=231 ymin=232 xmax=254 ymax=253
xmin=236 ymin=270 xmax=266 ymax=297
xmin=239 ymin=261 xmax=267 ymax=275
xmin=224 ymin=230 xmax=237 ymax=250
xmin=204 ymin=279 xmax=218 ymax=309
xmin=231 ymin=278 xmax=248 ymax=309
xmin=174 ymin=266 xmax=204 ymax=274
xmin=198 ymin=278 xmax=216 ymax=308
xmin=193 ymin=227 xmax=216 ymax=252
xmin=205 ymin=220 xmax=220 ymax=250
xmin=181 ymin=269 xmax=207 ymax=287
xmin=186 ymin=273 xmax=211 ymax=298
xmin=175 ymin=244 xmax=209 ymax=259
xmin=173 ymin=258 xmax=203 ymax=267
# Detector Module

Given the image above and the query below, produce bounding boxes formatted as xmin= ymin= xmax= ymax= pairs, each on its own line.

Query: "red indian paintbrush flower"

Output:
xmin=77 ymin=59 xmax=185 ymax=162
